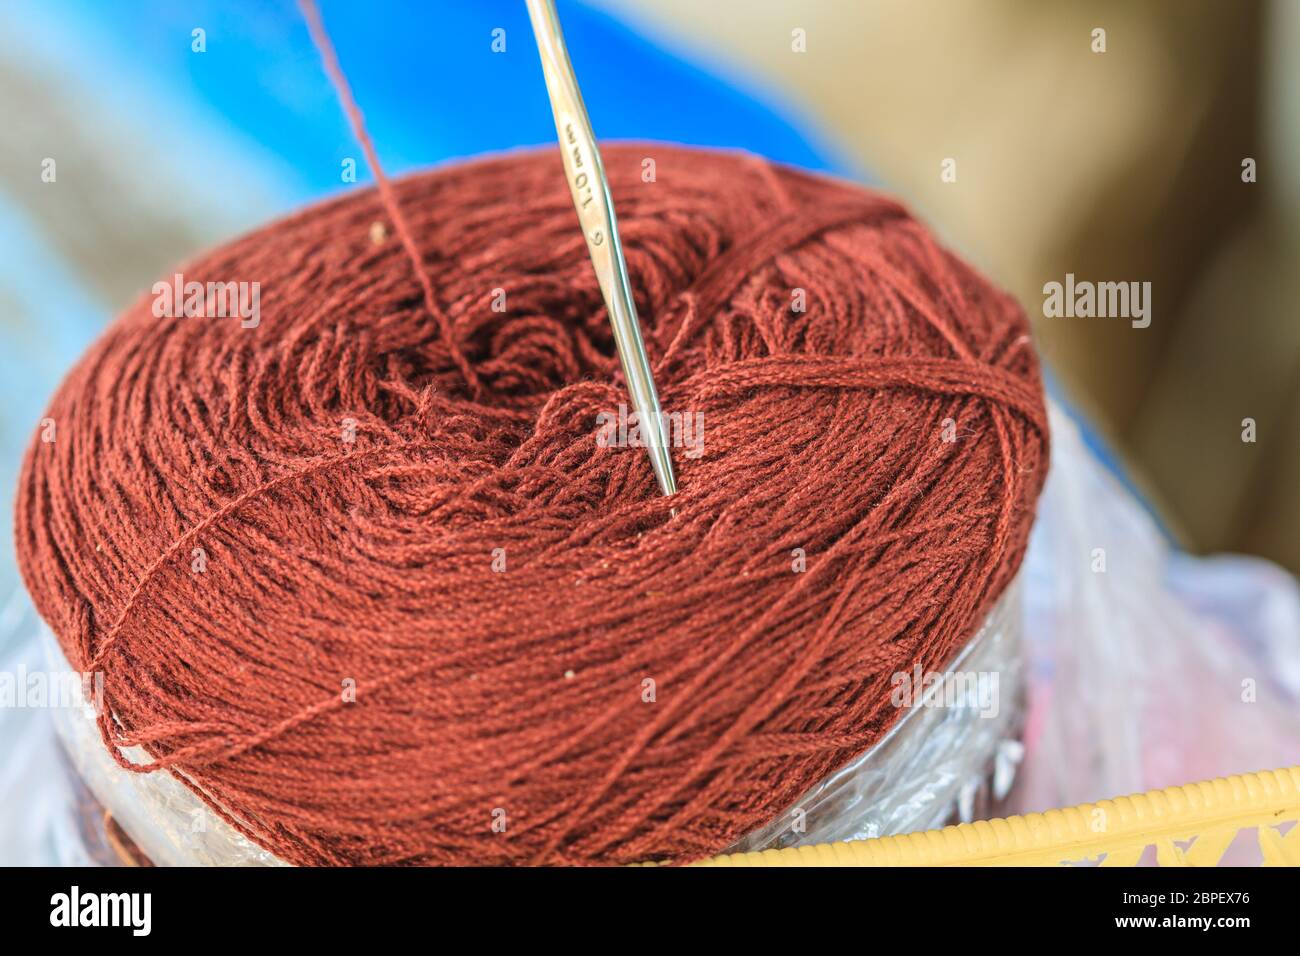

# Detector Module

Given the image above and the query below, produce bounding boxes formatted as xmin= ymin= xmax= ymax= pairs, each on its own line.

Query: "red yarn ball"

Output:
xmin=16 ymin=144 xmax=1048 ymax=865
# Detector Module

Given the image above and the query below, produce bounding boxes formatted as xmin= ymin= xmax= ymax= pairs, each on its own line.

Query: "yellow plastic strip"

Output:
xmin=697 ymin=766 xmax=1300 ymax=867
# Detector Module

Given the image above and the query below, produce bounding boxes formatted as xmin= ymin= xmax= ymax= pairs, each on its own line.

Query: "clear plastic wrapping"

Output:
xmin=1009 ymin=402 xmax=1300 ymax=818
xmin=43 ymin=631 xmax=285 ymax=866
xmin=730 ymin=578 xmax=1023 ymax=851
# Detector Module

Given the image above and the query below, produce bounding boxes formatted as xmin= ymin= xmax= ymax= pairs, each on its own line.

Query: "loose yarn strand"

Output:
xmin=297 ymin=0 xmax=482 ymax=397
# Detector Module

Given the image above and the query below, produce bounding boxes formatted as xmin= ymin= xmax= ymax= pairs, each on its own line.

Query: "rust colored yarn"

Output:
xmin=16 ymin=142 xmax=1048 ymax=866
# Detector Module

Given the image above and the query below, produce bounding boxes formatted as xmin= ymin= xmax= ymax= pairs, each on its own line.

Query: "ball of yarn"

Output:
xmin=16 ymin=144 xmax=1047 ymax=865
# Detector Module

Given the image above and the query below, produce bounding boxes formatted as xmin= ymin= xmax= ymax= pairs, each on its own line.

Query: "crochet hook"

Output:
xmin=525 ymin=0 xmax=678 ymax=498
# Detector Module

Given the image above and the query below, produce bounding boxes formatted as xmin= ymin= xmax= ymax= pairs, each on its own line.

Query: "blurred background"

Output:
xmin=0 ymin=0 xmax=1296 ymax=605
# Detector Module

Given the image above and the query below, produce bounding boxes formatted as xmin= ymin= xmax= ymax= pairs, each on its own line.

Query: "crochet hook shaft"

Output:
xmin=525 ymin=0 xmax=678 ymax=498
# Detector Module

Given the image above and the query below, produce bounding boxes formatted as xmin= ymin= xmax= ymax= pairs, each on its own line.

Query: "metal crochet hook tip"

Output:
xmin=525 ymin=0 xmax=678 ymax=499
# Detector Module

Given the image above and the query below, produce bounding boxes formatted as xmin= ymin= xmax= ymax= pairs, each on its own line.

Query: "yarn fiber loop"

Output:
xmin=16 ymin=144 xmax=1048 ymax=865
